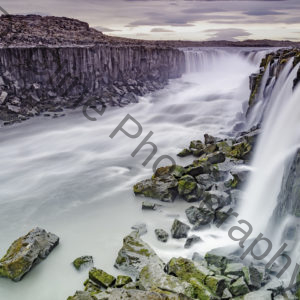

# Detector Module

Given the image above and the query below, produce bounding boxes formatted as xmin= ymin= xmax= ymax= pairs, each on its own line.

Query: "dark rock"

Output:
xmin=205 ymin=275 xmax=227 ymax=297
xmin=171 ymin=219 xmax=190 ymax=239
xmin=195 ymin=174 xmax=214 ymax=191
xmin=229 ymin=277 xmax=250 ymax=296
xmin=155 ymin=229 xmax=169 ymax=243
xmin=177 ymin=148 xmax=192 ymax=157
xmin=242 ymin=265 xmax=263 ymax=290
xmin=0 ymin=227 xmax=59 ymax=281
xmin=184 ymin=235 xmax=201 ymax=249
xmin=185 ymin=205 xmax=214 ymax=226
xmin=204 ymin=134 xmax=218 ymax=145
xmin=206 ymin=152 xmax=226 ymax=164
xmin=204 ymin=252 xmax=228 ymax=271
xmin=133 ymin=174 xmax=178 ymax=202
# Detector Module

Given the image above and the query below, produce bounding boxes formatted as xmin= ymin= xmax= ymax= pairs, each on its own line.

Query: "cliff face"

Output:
xmin=0 ymin=16 xmax=186 ymax=125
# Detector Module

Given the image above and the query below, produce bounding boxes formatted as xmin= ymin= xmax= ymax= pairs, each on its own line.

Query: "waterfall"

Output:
xmin=238 ymin=60 xmax=300 ymax=244
xmin=183 ymin=47 xmax=271 ymax=73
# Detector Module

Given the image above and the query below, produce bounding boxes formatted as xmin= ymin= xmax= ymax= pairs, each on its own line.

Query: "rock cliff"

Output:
xmin=0 ymin=15 xmax=185 ymax=125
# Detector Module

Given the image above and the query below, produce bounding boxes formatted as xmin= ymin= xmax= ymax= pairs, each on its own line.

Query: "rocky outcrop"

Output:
xmin=0 ymin=227 xmax=59 ymax=281
xmin=246 ymin=48 xmax=300 ymax=124
xmin=0 ymin=15 xmax=185 ymax=125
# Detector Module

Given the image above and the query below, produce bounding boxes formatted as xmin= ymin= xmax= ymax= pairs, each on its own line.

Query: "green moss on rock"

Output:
xmin=89 ymin=268 xmax=116 ymax=288
xmin=115 ymin=275 xmax=132 ymax=288
xmin=73 ymin=256 xmax=93 ymax=270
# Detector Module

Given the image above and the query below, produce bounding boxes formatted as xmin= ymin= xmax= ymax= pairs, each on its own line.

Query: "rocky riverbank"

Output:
xmin=0 ymin=15 xmax=185 ymax=126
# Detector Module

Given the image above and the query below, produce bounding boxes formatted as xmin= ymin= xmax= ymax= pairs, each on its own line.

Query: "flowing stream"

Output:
xmin=0 ymin=47 xmax=286 ymax=299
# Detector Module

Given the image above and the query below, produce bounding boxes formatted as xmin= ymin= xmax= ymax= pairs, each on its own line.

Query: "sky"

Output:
xmin=1 ymin=0 xmax=300 ymax=41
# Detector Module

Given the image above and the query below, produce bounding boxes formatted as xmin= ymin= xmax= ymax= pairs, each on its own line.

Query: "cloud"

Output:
xmin=244 ymin=9 xmax=287 ymax=16
xmin=150 ymin=28 xmax=174 ymax=32
xmin=93 ymin=26 xmax=117 ymax=32
xmin=204 ymin=28 xmax=251 ymax=41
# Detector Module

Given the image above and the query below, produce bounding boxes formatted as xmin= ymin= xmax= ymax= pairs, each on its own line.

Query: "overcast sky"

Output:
xmin=1 ymin=0 xmax=300 ymax=41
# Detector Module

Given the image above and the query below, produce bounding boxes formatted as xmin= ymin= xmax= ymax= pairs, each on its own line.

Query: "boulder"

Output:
xmin=222 ymin=288 xmax=232 ymax=299
xmin=166 ymin=257 xmax=215 ymax=299
xmin=185 ymin=205 xmax=214 ymax=226
xmin=114 ymin=231 xmax=164 ymax=278
xmin=184 ymin=235 xmax=201 ymax=249
xmin=155 ymin=229 xmax=169 ymax=243
xmin=204 ymin=252 xmax=227 ymax=272
xmin=73 ymin=256 xmax=93 ymax=270
xmin=89 ymin=268 xmax=116 ymax=288
xmin=166 ymin=257 xmax=213 ymax=284
xmin=171 ymin=219 xmax=190 ymax=239
xmin=224 ymin=263 xmax=244 ymax=277
xmin=190 ymin=140 xmax=204 ymax=150
xmin=229 ymin=277 xmax=250 ymax=297
xmin=206 ymin=152 xmax=226 ymax=165
xmin=204 ymin=134 xmax=218 ymax=145
xmin=178 ymin=175 xmax=197 ymax=196
xmin=115 ymin=275 xmax=132 ymax=288
xmin=242 ymin=266 xmax=263 ymax=290
xmin=178 ymin=148 xmax=192 ymax=157
xmin=205 ymin=275 xmax=227 ymax=297
xmin=195 ymin=174 xmax=214 ymax=191
xmin=133 ymin=174 xmax=178 ymax=202
xmin=139 ymin=264 xmax=194 ymax=297
xmin=0 ymin=227 xmax=59 ymax=281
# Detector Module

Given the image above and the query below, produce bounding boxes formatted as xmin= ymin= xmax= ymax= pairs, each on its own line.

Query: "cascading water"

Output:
xmin=235 ymin=58 xmax=300 ymax=284
xmin=0 ymin=48 xmax=279 ymax=299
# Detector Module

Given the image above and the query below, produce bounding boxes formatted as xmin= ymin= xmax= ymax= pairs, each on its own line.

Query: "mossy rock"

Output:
xmin=139 ymin=264 xmax=194 ymax=298
xmin=204 ymin=253 xmax=227 ymax=272
xmin=190 ymin=140 xmax=204 ymax=150
xmin=89 ymin=268 xmax=116 ymax=288
xmin=114 ymin=231 xmax=164 ymax=278
xmin=133 ymin=175 xmax=178 ymax=202
xmin=229 ymin=142 xmax=251 ymax=160
xmin=115 ymin=275 xmax=132 ymax=288
xmin=84 ymin=278 xmax=102 ymax=294
xmin=0 ymin=227 xmax=59 ymax=281
xmin=73 ymin=256 xmax=93 ymax=270
xmin=178 ymin=148 xmax=192 ymax=157
xmin=178 ymin=175 xmax=197 ymax=196
xmin=205 ymin=275 xmax=227 ymax=297
xmin=224 ymin=263 xmax=244 ymax=277
xmin=188 ymin=277 xmax=216 ymax=300
xmin=166 ymin=257 xmax=213 ymax=284
xmin=229 ymin=277 xmax=250 ymax=297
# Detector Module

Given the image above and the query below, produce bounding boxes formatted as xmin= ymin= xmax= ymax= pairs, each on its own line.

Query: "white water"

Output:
xmin=238 ymin=60 xmax=300 ymax=234
xmin=0 ymin=48 xmax=269 ymax=299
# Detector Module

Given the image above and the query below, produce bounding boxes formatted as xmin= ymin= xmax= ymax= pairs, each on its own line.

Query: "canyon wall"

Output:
xmin=0 ymin=45 xmax=185 ymax=124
